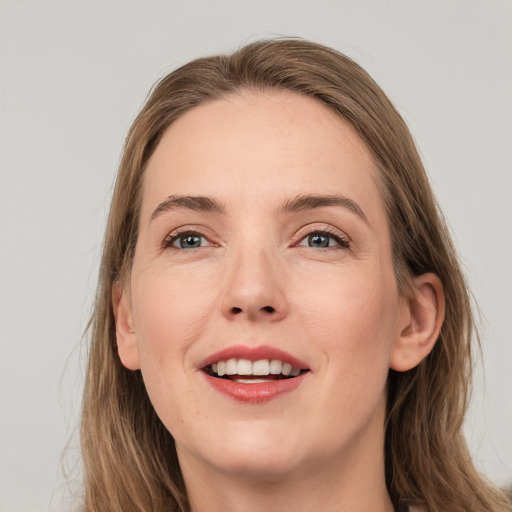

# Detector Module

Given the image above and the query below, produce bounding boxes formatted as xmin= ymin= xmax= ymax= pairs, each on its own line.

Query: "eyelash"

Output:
xmin=295 ymin=226 xmax=350 ymax=250
xmin=162 ymin=226 xmax=351 ymax=250
xmin=162 ymin=229 xmax=214 ymax=249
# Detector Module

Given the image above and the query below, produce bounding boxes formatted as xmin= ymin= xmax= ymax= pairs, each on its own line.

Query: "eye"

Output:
xmin=163 ymin=231 xmax=211 ymax=249
xmin=298 ymin=230 xmax=350 ymax=249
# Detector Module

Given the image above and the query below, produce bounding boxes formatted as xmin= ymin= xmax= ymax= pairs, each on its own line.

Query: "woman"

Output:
xmin=80 ymin=39 xmax=511 ymax=511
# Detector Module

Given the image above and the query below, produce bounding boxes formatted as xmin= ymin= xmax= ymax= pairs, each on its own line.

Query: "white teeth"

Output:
xmin=225 ymin=358 xmax=237 ymax=375
xmin=209 ymin=358 xmax=303 ymax=378
xmin=253 ymin=359 xmax=270 ymax=375
xmin=234 ymin=378 xmax=271 ymax=384
xmin=269 ymin=359 xmax=283 ymax=374
xmin=237 ymin=359 xmax=253 ymax=375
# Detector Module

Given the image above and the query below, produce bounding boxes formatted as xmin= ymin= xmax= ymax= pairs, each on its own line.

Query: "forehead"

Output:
xmin=142 ymin=90 xmax=385 ymax=222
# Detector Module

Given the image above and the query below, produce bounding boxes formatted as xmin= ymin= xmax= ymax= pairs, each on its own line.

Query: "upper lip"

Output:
xmin=199 ymin=344 xmax=309 ymax=370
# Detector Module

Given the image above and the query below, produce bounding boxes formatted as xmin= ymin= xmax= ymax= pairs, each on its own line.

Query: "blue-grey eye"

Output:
xmin=307 ymin=233 xmax=332 ymax=248
xmin=298 ymin=231 xmax=349 ymax=249
xmin=175 ymin=234 xmax=204 ymax=249
xmin=165 ymin=233 xmax=209 ymax=249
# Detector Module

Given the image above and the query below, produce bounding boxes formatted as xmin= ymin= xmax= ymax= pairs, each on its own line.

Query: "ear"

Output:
xmin=390 ymin=273 xmax=445 ymax=372
xmin=112 ymin=281 xmax=141 ymax=370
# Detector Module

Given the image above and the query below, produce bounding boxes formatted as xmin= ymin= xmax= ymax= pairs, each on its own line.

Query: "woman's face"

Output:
xmin=120 ymin=91 xmax=409 ymax=481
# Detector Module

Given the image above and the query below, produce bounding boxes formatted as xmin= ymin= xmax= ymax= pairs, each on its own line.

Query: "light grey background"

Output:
xmin=1 ymin=1 xmax=511 ymax=511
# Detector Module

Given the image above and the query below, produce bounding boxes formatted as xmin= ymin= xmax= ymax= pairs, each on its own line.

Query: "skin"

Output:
xmin=114 ymin=90 xmax=444 ymax=512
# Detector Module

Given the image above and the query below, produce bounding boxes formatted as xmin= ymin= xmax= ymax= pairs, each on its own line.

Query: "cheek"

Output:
xmin=296 ymin=268 xmax=397 ymax=381
xmin=134 ymin=265 xmax=215 ymax=338
xmin=130 ymin=267 xmax=217 ymax=387
xmin=129 ymin=270 xmax=220 ymax=437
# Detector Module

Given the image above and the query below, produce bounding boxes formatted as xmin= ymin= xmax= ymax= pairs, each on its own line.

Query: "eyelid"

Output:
xmin=293 ymin=223 xmax=351 ymax=247
xmin=162 ymin=225 xmax=217 ymax=249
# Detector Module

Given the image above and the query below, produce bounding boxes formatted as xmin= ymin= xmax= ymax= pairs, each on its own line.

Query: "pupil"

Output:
xmin=309 ymin=234 xmax=329 ymax=248
xmin=180 ymin=235 xmax=201 ymax=248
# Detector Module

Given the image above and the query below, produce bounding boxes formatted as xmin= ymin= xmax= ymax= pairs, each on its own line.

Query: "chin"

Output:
xmin=182 ymin=425 xmax=308 ymax=481
xmin=212 ymin=449 xmax=304 ymax=482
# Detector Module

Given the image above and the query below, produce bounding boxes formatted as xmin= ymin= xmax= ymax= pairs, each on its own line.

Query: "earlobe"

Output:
xmin=112 ymin=281 xmax=141 ymax=370
xmin=390 ymin=273 xmax=445 ymax=372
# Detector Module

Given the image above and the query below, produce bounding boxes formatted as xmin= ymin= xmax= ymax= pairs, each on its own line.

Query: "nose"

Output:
xmin=220 ymin=246 xmax=289 ymax=322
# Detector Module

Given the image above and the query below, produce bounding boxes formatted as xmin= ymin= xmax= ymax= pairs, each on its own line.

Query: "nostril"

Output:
xmin=228 ymin=305 xmax=276 ymax=316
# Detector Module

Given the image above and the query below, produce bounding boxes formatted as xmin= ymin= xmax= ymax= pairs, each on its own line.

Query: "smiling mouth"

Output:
xmin=204 ymin=358 xmax=309 ymax=383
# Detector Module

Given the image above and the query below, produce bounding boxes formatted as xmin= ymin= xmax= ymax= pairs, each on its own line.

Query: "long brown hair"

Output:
xmin=80 ymin=39 xmax=511 ymax=511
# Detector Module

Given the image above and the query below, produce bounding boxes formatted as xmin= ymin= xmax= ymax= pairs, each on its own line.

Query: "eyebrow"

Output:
xmin=150 ymin=195 xmax=225 ymax=221
xmin=280 ymin=194 xmax=369 ymax=225
xmin=150 ymin=193 xmax=369 ymax=226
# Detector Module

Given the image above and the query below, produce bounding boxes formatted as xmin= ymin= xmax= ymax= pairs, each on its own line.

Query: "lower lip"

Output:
xmin=202 ymin=372 xmax=307 ymax=403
